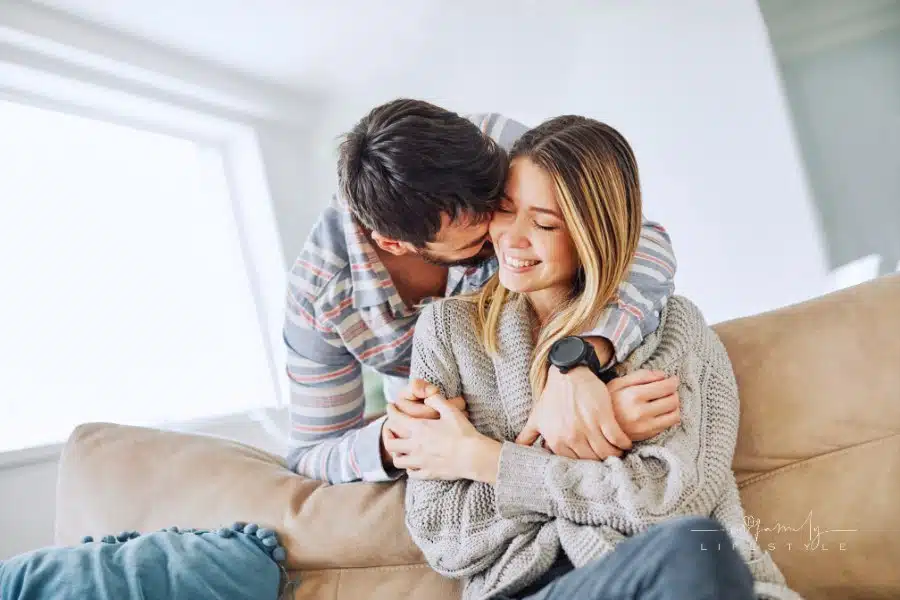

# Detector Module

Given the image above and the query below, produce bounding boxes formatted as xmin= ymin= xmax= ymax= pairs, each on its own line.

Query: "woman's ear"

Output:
xmin=370 ymin=231 xmax=415 ymax=256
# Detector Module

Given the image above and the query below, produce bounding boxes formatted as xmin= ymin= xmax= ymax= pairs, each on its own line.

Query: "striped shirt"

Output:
xmin=283 ymin=113 xmax=678 ymax=484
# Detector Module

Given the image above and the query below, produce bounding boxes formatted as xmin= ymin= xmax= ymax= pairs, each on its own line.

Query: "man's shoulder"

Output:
xmin=463 ymin=113 xmax=529 ymax=152
xmin=288 ymin=205 xmax=351 ymax=305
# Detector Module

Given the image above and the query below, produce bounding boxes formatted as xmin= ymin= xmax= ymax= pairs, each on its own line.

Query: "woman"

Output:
xmin=384 ymin=116 xmax=799 ymax=600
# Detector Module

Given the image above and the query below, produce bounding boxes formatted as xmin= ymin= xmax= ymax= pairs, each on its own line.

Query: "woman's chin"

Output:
xmin=498 ymin=272 xmax=537 ymax=294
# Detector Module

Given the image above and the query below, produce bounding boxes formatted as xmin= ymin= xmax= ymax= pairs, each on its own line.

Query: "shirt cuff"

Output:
xmin=352 ymin=415 xmax=404 ymax=483
xmin=494 ymin=442 xmax=554 ymax=519
xmin=582 ymin=307 xmax=642 ymax=368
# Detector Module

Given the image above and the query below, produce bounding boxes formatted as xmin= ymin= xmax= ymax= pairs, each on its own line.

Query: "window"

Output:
xmin=0 ymin=99 xmax=278 ymax=454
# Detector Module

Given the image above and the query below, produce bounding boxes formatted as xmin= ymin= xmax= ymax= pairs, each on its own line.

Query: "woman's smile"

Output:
xmin=501 ymin=252 xmax=541 ymax=273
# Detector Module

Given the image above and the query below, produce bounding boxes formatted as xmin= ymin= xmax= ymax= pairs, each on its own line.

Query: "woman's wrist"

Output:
xmin=465 ymin=436 xmax=502 ymax=484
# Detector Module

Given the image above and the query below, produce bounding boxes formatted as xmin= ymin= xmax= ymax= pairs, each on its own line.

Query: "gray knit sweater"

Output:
xmin=404 ymin=295 xmax=801 ymax=600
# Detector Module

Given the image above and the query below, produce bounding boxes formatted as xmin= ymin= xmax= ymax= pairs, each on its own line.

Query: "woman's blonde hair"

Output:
xmin=475 ymin=116 xmax=643 ymax=398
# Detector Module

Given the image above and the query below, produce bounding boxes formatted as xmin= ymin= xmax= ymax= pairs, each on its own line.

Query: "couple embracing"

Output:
xmin=284 ymin=99 xmax=799 ymax=600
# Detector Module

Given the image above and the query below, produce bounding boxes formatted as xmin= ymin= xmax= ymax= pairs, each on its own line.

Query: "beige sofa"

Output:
xmin=55 ymin=275 xmax=900 ymax=600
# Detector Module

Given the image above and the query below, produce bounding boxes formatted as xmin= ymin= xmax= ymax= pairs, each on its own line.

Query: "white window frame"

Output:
xmin=0 ymin=8 xmax=303 ymax=467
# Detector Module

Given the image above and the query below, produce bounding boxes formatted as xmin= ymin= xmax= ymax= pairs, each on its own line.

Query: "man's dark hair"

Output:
xmin=337 ymin=99 xmax=507 ymax=247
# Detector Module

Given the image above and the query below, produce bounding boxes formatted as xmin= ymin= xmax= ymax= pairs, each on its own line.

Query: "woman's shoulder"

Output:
xmin=415 ymin=297 xmax=479 ymax=340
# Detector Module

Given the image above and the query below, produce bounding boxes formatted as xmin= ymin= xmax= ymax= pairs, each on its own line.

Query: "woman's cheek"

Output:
xmin=488 ymin=215 xmax=508 ymax=241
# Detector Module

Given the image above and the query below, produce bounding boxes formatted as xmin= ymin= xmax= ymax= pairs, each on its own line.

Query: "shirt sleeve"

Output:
xmin=465 ymin=113 xmax=529 ymax=152
xmin=583 ymin=219 xmax=677 ymax=368
xmin=283 ymin=264 xmax=399 ymax=484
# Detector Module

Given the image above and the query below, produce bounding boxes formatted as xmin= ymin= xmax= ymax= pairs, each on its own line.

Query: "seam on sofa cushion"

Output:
xmin=290 ymin=563 xmax=433 ymax=575
xmin=737 ymin=431 xmax=900 ymax=489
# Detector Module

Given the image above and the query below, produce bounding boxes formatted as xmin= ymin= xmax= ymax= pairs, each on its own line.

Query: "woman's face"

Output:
xmin=489 ymin=157 xmax=579 ymax=296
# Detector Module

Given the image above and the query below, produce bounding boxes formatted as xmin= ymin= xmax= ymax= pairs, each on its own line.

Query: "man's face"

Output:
xmin=417 ymin=212 xmax=496 ymax=268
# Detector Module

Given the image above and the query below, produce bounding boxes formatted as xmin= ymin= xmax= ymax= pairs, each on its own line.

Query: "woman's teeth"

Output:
xmin=503 ymin=254 xmax=540 ymax=269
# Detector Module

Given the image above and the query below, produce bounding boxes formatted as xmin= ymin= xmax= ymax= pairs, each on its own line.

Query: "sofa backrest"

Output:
xmin=55 ymin=275 xmax=900 ymax=600
xmin=717 ymin=274 xmax=900 ymax=599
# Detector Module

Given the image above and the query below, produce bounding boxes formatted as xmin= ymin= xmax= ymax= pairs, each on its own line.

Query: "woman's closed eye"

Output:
xmin=533 ymin=221 xmax=558 ymax=231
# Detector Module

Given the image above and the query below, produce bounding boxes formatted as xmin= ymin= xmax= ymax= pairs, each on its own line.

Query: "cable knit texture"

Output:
xmin=404 ymin=295 xmax=801 ymax=600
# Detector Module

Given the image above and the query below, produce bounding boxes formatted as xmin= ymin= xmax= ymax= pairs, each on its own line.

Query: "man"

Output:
xmin=283 ymin=99 xmax=678 ymax=483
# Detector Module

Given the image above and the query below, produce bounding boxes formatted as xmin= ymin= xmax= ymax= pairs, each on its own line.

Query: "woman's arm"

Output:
xmin=402 ymin=302 xmax=547 ymax=578
xmin=495 ymin=308 xmax=738 ymax=530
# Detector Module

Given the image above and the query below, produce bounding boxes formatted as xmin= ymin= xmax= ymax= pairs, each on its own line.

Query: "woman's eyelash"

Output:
xmin=534 ymin=222 xmax=557 ymax=231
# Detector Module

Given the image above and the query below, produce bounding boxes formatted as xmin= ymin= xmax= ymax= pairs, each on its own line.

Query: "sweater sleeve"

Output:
xmin=494 ymin=323 xmax=738 ymax=530
xmin=404 ymin=302 xmax=548 ymax=579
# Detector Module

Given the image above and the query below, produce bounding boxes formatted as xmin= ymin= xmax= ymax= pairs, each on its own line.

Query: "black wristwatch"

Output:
xmin=549 ymin=336 xmax=617 ymax=384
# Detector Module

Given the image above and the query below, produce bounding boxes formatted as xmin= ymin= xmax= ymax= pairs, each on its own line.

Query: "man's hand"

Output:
xmin=516 ymin=365 xmax=631 ymax=460
xmin=608 ymin=370 xmax=681 ymax=441
xmin=380 ymin=378 xmax=466 ymax=470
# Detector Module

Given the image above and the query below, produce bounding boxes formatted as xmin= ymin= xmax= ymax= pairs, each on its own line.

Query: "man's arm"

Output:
xmin=283 ymin=262 xmax=398 ymax=484
xmin=584 ymin=219 xmax=677 ymax=366
xmin=465 ymin=113 xmax=529 ymax=152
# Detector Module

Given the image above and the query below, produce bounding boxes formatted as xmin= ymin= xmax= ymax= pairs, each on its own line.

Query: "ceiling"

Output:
xmin=758 ymin=0 xmax=900 ymax=59
xmin=30 ymin=0 xmax=521 ymax=94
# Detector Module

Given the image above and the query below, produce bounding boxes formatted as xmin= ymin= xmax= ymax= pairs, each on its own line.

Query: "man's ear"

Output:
xmin=370 ymin=231 xmax=416 ymax=256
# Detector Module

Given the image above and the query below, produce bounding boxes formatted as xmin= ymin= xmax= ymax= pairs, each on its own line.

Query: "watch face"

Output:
xmin=552 ymin=337 xmax=586 ymax=367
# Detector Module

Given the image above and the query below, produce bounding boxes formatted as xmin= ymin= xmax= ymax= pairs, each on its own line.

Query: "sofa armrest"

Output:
xmin=55 ymin=422 xmax=426 ymax=570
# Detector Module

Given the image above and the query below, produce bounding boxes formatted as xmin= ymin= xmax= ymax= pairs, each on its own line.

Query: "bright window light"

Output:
xmin=0 ymin=100 xmax=277 ymax=453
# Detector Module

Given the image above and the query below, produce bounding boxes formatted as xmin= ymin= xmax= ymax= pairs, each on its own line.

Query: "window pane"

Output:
xmin=0 ymin=100 xmax=276 ymax=453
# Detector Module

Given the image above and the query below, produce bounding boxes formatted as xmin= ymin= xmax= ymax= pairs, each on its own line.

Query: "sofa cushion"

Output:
xmin=54 ymin=423 xmax=425 ymax=572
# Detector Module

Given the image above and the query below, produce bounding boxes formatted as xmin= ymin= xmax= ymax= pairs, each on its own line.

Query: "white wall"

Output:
xmin=778 ymin=29 xmax=900 ymax=273
xmin=301 ymin=0 xmax=828 ymax=324
xmin=0 ymin=460 xmax=59 ymax=558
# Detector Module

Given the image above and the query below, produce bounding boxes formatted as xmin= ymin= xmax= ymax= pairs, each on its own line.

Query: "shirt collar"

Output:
xmin=338 ymin=198 xmax=410 ymax=316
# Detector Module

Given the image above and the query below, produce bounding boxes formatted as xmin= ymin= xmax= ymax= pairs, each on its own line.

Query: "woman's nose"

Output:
xmin=501 ymin=218 xmax=531 ymax=249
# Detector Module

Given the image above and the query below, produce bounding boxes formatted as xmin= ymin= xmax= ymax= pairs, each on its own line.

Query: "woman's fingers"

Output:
xmin=397 ymin=379 xmax=440 ymax=405
xmin=644 ymin=392 xmax=680 ymax=418
xmin=446 ymin=395 xmax=467 ymax=412
xmin=611 ymin=369 xmax=667 ymax=390
xmin=629 ymin=376 xmax=680 ymax=403
xmin=393 ymin=397 xmax=440 ymax=419
xmin=647 ymin=407 xmax=682 ymax=434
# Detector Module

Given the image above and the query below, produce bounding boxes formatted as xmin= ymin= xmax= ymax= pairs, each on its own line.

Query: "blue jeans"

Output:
xmin=496 ymin=516 xmax=754 ymax=600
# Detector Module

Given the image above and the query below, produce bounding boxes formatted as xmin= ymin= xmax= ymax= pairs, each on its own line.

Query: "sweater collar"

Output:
xmin=490 ymin=296 xmax=539 ymax=439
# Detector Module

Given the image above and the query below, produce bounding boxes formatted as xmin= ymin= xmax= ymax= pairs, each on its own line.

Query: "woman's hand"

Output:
xmin=608 ymin=370 xmax=681 ymax=441
xmin=384 ymin=395 xmax=501 ymax=483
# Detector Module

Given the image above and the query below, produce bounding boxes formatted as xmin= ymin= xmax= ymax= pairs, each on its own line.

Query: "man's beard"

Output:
xmin=417 ymin=242 xmax=496 ymax=268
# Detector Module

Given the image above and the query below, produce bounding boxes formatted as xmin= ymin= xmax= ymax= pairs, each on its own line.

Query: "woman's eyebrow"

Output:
xmin=529 ymin=206 xmax=563 ymax=219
